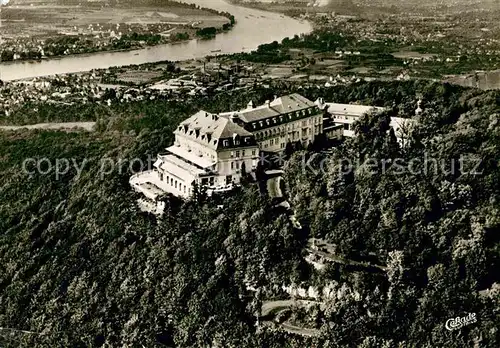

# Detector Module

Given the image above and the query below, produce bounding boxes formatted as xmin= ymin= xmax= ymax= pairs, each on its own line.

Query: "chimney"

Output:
xmin=265 ymin=100 xmax=270 ymax=108
xmin=230 ymin=113 xmax=239 ymax=124
xmin=315 ymin=97 xmax=325 ymax=110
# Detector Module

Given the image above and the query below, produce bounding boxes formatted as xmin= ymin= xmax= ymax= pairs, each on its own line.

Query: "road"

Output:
xmin=0 ymin=122 xmax=96 ymax=132
xmin=260 ymin=299 xmax=323 ymax=337
xmin=261 ymin=299 xmax=323 ymax=317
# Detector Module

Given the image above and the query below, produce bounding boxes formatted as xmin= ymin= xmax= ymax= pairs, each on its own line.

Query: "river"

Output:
xmin=0 ymin=0 xmax=312 ymax=81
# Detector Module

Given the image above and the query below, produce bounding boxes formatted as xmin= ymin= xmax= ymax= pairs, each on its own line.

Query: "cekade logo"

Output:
xmin=445 ymin=313 xmax=477 ymax=331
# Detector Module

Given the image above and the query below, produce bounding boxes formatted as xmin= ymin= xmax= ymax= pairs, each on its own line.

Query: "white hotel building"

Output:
xmin=130 ymin=94 xmax=324 ymax=211
xmin=130 ymin=94 xmax=415 ymax=212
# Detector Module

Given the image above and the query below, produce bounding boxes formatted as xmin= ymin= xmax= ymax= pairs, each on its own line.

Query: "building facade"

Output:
xmin=316 ymin=98 xmax=416 ymax=143
xmin=222 ymin=94 xmax=324 ymax=152
xmin=316 ymin=98 xmax=385 ymax=137
xmin=131 ymin=94 xmax=333 ymax=208
xmin=130 ymin=110 xmax=259 ymax=206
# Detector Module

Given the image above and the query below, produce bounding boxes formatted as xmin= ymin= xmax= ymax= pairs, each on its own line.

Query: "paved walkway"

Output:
xmin=261 ymin=299 xmax=323 ymax=317
xmin=280 ymin=321 xmax=321 ymax=337
xmin=0 ymin=122 xmax=96 ymax=132
xmin=260 ymin=299 xmax=323 ymax=337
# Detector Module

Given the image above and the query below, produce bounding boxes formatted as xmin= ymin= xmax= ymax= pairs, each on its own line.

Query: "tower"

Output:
xmin=415 ymin=99 xmax=423 ymax=116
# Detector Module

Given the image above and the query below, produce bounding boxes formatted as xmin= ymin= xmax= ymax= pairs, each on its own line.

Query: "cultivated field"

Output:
xmin=1 ymin=0 xmax=227 ymax=39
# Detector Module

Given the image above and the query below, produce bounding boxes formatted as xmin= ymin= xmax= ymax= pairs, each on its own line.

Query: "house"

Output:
xmin=315 ymin=98 xmax=416 ymax=143
xmin=316 ymin=98 xmax=385 ymax=137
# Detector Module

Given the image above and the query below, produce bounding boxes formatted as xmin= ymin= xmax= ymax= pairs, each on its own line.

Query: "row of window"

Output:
xmin=251 ymin=108 xmax=319 ymax=129
xmin=258 ymin=126 xmax=320 ymax=143
xmin=159 ymin=173 xmax=189 ymax=194
xmin=254 ymin=119 xmax=321 ymax=140
xmin=221 ymin=136 xmax=253 ymax=148
xmin=230 ymin=149 xmax=257 ymax=158
xmin=201 ymin=177 xmax=216 ymax=186
xmin=333 ymin=115 xmax=354 ymax=120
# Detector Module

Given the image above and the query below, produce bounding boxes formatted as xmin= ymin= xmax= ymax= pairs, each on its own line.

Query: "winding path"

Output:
xmin=260 ymin=299 xmax=324 ymax=337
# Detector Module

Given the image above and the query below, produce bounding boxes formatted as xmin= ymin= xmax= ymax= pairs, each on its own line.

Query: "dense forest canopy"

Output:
xmin=0 ymin=80 xmax=499 ymax=347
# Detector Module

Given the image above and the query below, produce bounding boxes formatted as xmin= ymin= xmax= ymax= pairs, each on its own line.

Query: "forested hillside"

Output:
xmin=0 ymin=81 xmax=499 ymax=347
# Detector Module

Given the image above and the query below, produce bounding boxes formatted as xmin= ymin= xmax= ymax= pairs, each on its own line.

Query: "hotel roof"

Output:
xmin=175 ymin=110 xmax=252 ymax=150
xmin=324 ymin=102 xmax=385 ymax=117
xmin=220 ymin=93 xmax=317 ymax=123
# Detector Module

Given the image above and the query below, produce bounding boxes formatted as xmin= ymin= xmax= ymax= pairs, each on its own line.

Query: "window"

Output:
xmin=252 ymin=150 xmax=256 ymax=156
xmin=231 ymin=162 xmax=234 ymax=170
xmin=242 ymin=150 xmax=246 ymax=157
xmin=343 ymin=123 xmax=350 ymax=130
xmin=226 ymin=175 xmax=232 ymax=185
xmin=270 ymin=139 xmax=274 ymax=145
xmin=236 ymin=150 xmax=240 ymax=158
xmin=236 ymin=162 xmax=240 ymax=170
xmin=223 ymin=140 xmax=229 ymax=147
xmin=231 ymin=151 xmax=234 ymax=158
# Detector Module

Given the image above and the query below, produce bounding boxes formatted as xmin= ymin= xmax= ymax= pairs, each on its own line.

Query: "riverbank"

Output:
xmin=0 ymin=0 xmax=234 ymax=65
xmin=0 ymin=27 xmax=233 ymax=66
xmin=0 ymin=0 xmax=312 ymax=81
